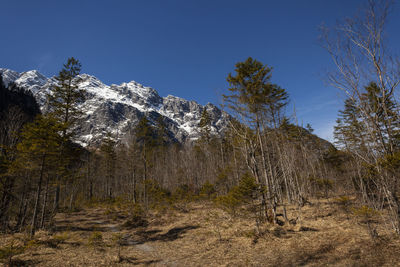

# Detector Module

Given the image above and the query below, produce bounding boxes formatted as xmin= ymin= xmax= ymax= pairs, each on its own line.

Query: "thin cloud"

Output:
xmin=35 ymin=53 xmax=54 ymax=73
xmin=296 ymin=99 xmax=340 ymax=117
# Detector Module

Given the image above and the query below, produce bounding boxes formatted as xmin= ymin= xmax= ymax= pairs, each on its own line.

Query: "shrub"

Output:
xmin=335 ymin=196 xmax=352 ymax=218
xmin=199 ymin=181 xmax=216 ymax=199
xmin=24 ymin=239 xmax=39 ymax=250
xmin=215 ymin=167 xmax=231 ymax=195
xmin=215 ymin=187 xmax=243 ymax=216
xmin=352 ymin=205 xmax=379 ymax=221
xmin=352 ymin=205 xmax=379 ymax=239
xmin=173 ymin=184 xmax=193 ymax=202
xmin=123 ymin=204 xmax=148 ymax=228
xmin=145 ymin=179 xmax=170 ymax=208
xmin=0 ymin=240 xmax=25 ymax=265
xmin=88 ymin=232 xmax=104 ymax=247
xmin=309 ymin=176 xmax=334 ymax=198
xmin=237 ymin=172 xmax=258 ymax=198
xmin=216 ymin=173 xmax=258 ymax=216
xmin=45 ymin=231 xmax=69 ymax=248
xmin=170 ymin=184 xmax=195 ymax=212
xmin=112 ymin=233 xmax=123 ymax=262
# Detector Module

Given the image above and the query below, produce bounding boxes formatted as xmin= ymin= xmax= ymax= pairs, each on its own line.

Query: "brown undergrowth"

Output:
xmin=1 ymin=198 xmax=400 ymax=266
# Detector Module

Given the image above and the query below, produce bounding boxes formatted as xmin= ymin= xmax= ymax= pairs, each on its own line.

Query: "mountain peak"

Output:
xmin=0 ymin=68 xmax=21 ymax=86
xmin=120 ymin=81 xmax=159 ymax=99
xmin=18 ymin=70 xmax=48 ymax=87
xmin=0 ymin=68 xmax=230 ymax=147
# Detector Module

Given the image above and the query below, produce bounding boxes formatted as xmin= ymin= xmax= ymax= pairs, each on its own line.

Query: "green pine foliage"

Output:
xmin=135 ymin=116 xmax=155 ymax=145
xmin=216 ymin=173 xmax=259 ymax=216
xmin=334 ymin=98 xmax=364 ymax=150
xmin=47 ymin=57 xmax=85 ymax=137
xmin=334 ymin=82 xmax=400 ymax=154
xmin=224 ymin=57 xmax=288 ymax=127
xmin=155 ymin=116 xmax=169 ymax=146
xmin=15 ymin=115 xmax=63 ymax=170
xmin=198 ymin=109 xmax=212 ymax=143
xmin=362 ymin=82 xmax=400 ymax=153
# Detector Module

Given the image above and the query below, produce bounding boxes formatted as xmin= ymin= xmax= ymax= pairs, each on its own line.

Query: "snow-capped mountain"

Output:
xmin=0 ymin=68 xmax=230 ymax=147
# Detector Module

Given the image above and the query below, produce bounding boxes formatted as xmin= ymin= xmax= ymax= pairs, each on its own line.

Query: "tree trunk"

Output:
xmin=31 ymin=154 xmax=46 ymax=238
xmin=40 ymin=174 xmax=50 ymax=229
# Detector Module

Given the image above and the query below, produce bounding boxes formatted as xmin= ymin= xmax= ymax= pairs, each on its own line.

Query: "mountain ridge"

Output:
xmin=0 ymin=68 xmax=230 ymax=147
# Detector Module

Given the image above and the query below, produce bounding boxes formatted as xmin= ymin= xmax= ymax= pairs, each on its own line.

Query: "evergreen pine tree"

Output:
xmin=47 ymin=57 xmax=85 ymax=212
xmin=361 ymin=82 xmax=400 ymax=153
xmin=155 ymin=116 xmax=168 ymax=146
xmin=334 ymin=98 xmax=367 ymax=152
xmin=134 ymin=116 xmax=157 ymax=208
xmin=100 ymin=133 xmax=116 ymax=199
xmin=223 ymin=57 xmax=289 ymax=223
xmin=198 ymin=108 xmax=212 ymax=143
xmin=15 ymin=115 xmax=62 ymax=237
xmin=47 ymin=57 xmax=85 ymax=138
xmin=335 ymin=82 xmax=400 ymax=154
xmin=223 ymin=57 xmax=288 ymax=128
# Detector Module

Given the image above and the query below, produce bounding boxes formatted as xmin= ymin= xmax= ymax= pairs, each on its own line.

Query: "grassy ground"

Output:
xmin=1 ymin=198 xmax=400 ymax=266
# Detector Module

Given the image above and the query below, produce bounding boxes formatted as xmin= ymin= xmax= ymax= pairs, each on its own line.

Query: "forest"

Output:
xmin=1 ymin=1 xmax=400 ymax=266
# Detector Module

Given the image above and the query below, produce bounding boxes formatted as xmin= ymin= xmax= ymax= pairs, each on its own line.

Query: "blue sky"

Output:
xmin=1 ymin=0 xmax=400 ymax=141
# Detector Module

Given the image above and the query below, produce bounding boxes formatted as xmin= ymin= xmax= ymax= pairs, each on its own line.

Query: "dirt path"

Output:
xmin=54 ymin=208 xmax=163 ymax=264
xmin=48 ymin=207 xmax=204 ymax=266
xmin=4 ymin=200 xmax=400 ymax=266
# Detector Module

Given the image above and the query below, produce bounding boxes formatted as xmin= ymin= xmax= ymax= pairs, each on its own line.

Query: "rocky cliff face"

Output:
xmin=0 ymin=68 xmax=230 ymax=146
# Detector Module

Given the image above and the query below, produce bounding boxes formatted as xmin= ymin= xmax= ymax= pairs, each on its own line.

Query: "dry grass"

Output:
xmin=1 ymin=198 xmax=400 ymax=266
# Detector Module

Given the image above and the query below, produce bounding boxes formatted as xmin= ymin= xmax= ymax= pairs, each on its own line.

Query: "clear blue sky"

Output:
xmin=1 ymin=0 xmax=400 ymax=141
